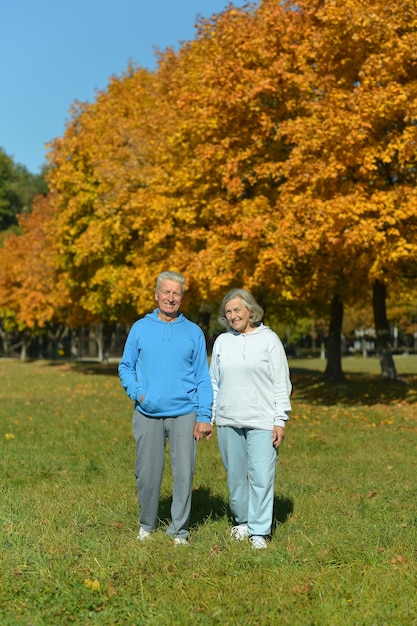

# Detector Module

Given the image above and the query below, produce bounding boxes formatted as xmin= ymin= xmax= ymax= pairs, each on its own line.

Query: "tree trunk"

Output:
xmin=92 ymin=323 xmax=104 ymax=362
xmin=20 ymin=334 xmax=31 ymax=360
xmin=372 ymin=279 xmax=397 ymax=379
xmin=324 ymin=293 xmax=344 ymax=382
xmin=0 ymin=325 xmax=11 ymax=356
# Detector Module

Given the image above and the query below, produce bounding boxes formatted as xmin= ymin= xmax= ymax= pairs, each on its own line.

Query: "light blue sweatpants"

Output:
xmin=217 ymin=426 xmax=278 ymax=536
xmin=132 ymin=410 xmax=197 ymax=540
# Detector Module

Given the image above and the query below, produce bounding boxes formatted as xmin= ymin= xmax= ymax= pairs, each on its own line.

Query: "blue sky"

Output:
xmin=1 ymin=1 xmax=248 ymax=173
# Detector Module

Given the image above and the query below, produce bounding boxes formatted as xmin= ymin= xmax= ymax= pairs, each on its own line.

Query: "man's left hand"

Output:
xmin=194 ymin=422 xmax=213 ymax=442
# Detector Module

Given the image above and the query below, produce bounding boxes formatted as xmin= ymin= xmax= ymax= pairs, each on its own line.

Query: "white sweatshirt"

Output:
xmin=210 ymin=324 xmax=292 ymax=430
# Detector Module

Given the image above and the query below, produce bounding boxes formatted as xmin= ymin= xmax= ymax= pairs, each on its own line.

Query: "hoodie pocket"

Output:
xmin=218 ymin=387 xmax=260 ymax=419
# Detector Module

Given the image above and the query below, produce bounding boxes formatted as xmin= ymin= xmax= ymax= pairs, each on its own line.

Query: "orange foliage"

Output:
xmin=40 ymin=0 xmax=417 ymax=325
xmin=47 ymin=68 xmax=170 ymax=319
xmin=0 ymin=194 xmax=69 ymax=329
xmin=259 ymin=0 xmax=417 ymax=307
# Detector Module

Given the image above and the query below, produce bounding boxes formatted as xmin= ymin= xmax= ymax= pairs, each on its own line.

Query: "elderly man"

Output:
xmin=119 ymin=271 xmax=213 ymax=545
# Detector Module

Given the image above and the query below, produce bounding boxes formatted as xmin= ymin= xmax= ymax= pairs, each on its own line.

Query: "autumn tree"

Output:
xmin=253 ymin=0 xmax=417 ymax=378
xmin=45 ymin=0 xmax=417 ymax=377
xmin=45 ymin=3 xmax=315 ymax=330
xmin=140 ymin=2 xmax=299 ymax=310
xmin=0 ymin=194 xmax=70 ymax=357
xmin=46 ymin=66 xmax=196 ymax=324
xmin=45 ymin=3 xmax=313 ymax=329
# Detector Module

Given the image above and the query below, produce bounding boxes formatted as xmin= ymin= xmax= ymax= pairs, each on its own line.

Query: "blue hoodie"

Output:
xmin=118 ymin=309 xmax=213 ymax=422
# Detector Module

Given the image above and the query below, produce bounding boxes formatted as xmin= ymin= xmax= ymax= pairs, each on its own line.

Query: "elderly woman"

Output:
xmin=210 ymin=289 xmax=291 ymax=549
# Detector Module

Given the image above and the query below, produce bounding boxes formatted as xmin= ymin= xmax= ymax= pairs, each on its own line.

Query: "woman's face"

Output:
xmin=224 ymin=297 xmax=252 ymax=334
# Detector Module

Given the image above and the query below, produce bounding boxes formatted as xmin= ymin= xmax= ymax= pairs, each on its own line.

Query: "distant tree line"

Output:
xmin=0 ymin=148 xmax=48 ymax=233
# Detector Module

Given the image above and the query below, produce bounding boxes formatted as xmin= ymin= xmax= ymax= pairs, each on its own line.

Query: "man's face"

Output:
xmin=155 ymin=279 xmax=183 ymax=320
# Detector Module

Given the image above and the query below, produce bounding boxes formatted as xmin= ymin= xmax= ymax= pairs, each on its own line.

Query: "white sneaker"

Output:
xmin=137 ymin=527 xmax=152 ymax=541
xmin=173 ymin=537 xmax=189 ymax=546
xmin=249 ymin=535 xmax=267 ymax=550
xmin=230 ymin=524 xmax=249 ymax=541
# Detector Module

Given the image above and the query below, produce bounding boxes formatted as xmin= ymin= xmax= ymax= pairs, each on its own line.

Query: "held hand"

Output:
xmin=272 ymin=426 xmax=285 ymax=449
xmin=194 ymin=422 xmax=213 ymax=442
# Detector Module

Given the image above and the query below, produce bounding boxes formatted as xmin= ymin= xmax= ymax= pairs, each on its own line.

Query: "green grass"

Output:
xmin=1 ymin=356 xmax=417 ymax=625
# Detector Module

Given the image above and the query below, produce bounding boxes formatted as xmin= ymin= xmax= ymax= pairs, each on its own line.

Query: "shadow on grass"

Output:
xmin=273 ymin=495 xmax=294 ymax=531
xmin=291 ymin=367 xmax=417 ymax=407
xmin=48 ymin=360 xmax=417 ymax=406
xmin=190 ymin=486 xmax=230 ymax=527
xmin=156 ymin=487 xmax=229 ymax=530
xmin=46 ymin=359 xmax=417 ymax=406
xmin=63 ymin=360 xmax=120 ymax=377
xmin=157 ymin=487 xmax=294 ymax=534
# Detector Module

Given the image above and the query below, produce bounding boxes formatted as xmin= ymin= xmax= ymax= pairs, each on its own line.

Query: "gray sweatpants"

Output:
xmin=132 ymin=410 xmax=197 ymax=540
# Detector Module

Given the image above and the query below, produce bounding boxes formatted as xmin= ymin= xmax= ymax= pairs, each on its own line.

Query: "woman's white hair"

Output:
xmin=217 ymin=288 xmax=264 ymax=329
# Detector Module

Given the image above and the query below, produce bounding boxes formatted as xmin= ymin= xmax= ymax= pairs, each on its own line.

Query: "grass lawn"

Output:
xmin=1 ymin=356 xmax=416 ymax=625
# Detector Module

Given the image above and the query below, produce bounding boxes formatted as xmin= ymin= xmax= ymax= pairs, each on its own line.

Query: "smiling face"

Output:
xmin=155 ymin=279 xmax=183 ymax=321
xmin=224 ymin=297 xmax=253 ymax=334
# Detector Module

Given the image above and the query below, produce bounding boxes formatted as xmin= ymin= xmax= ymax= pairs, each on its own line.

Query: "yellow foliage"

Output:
xmin=16 ymin=0 xmax=415 ymax=325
